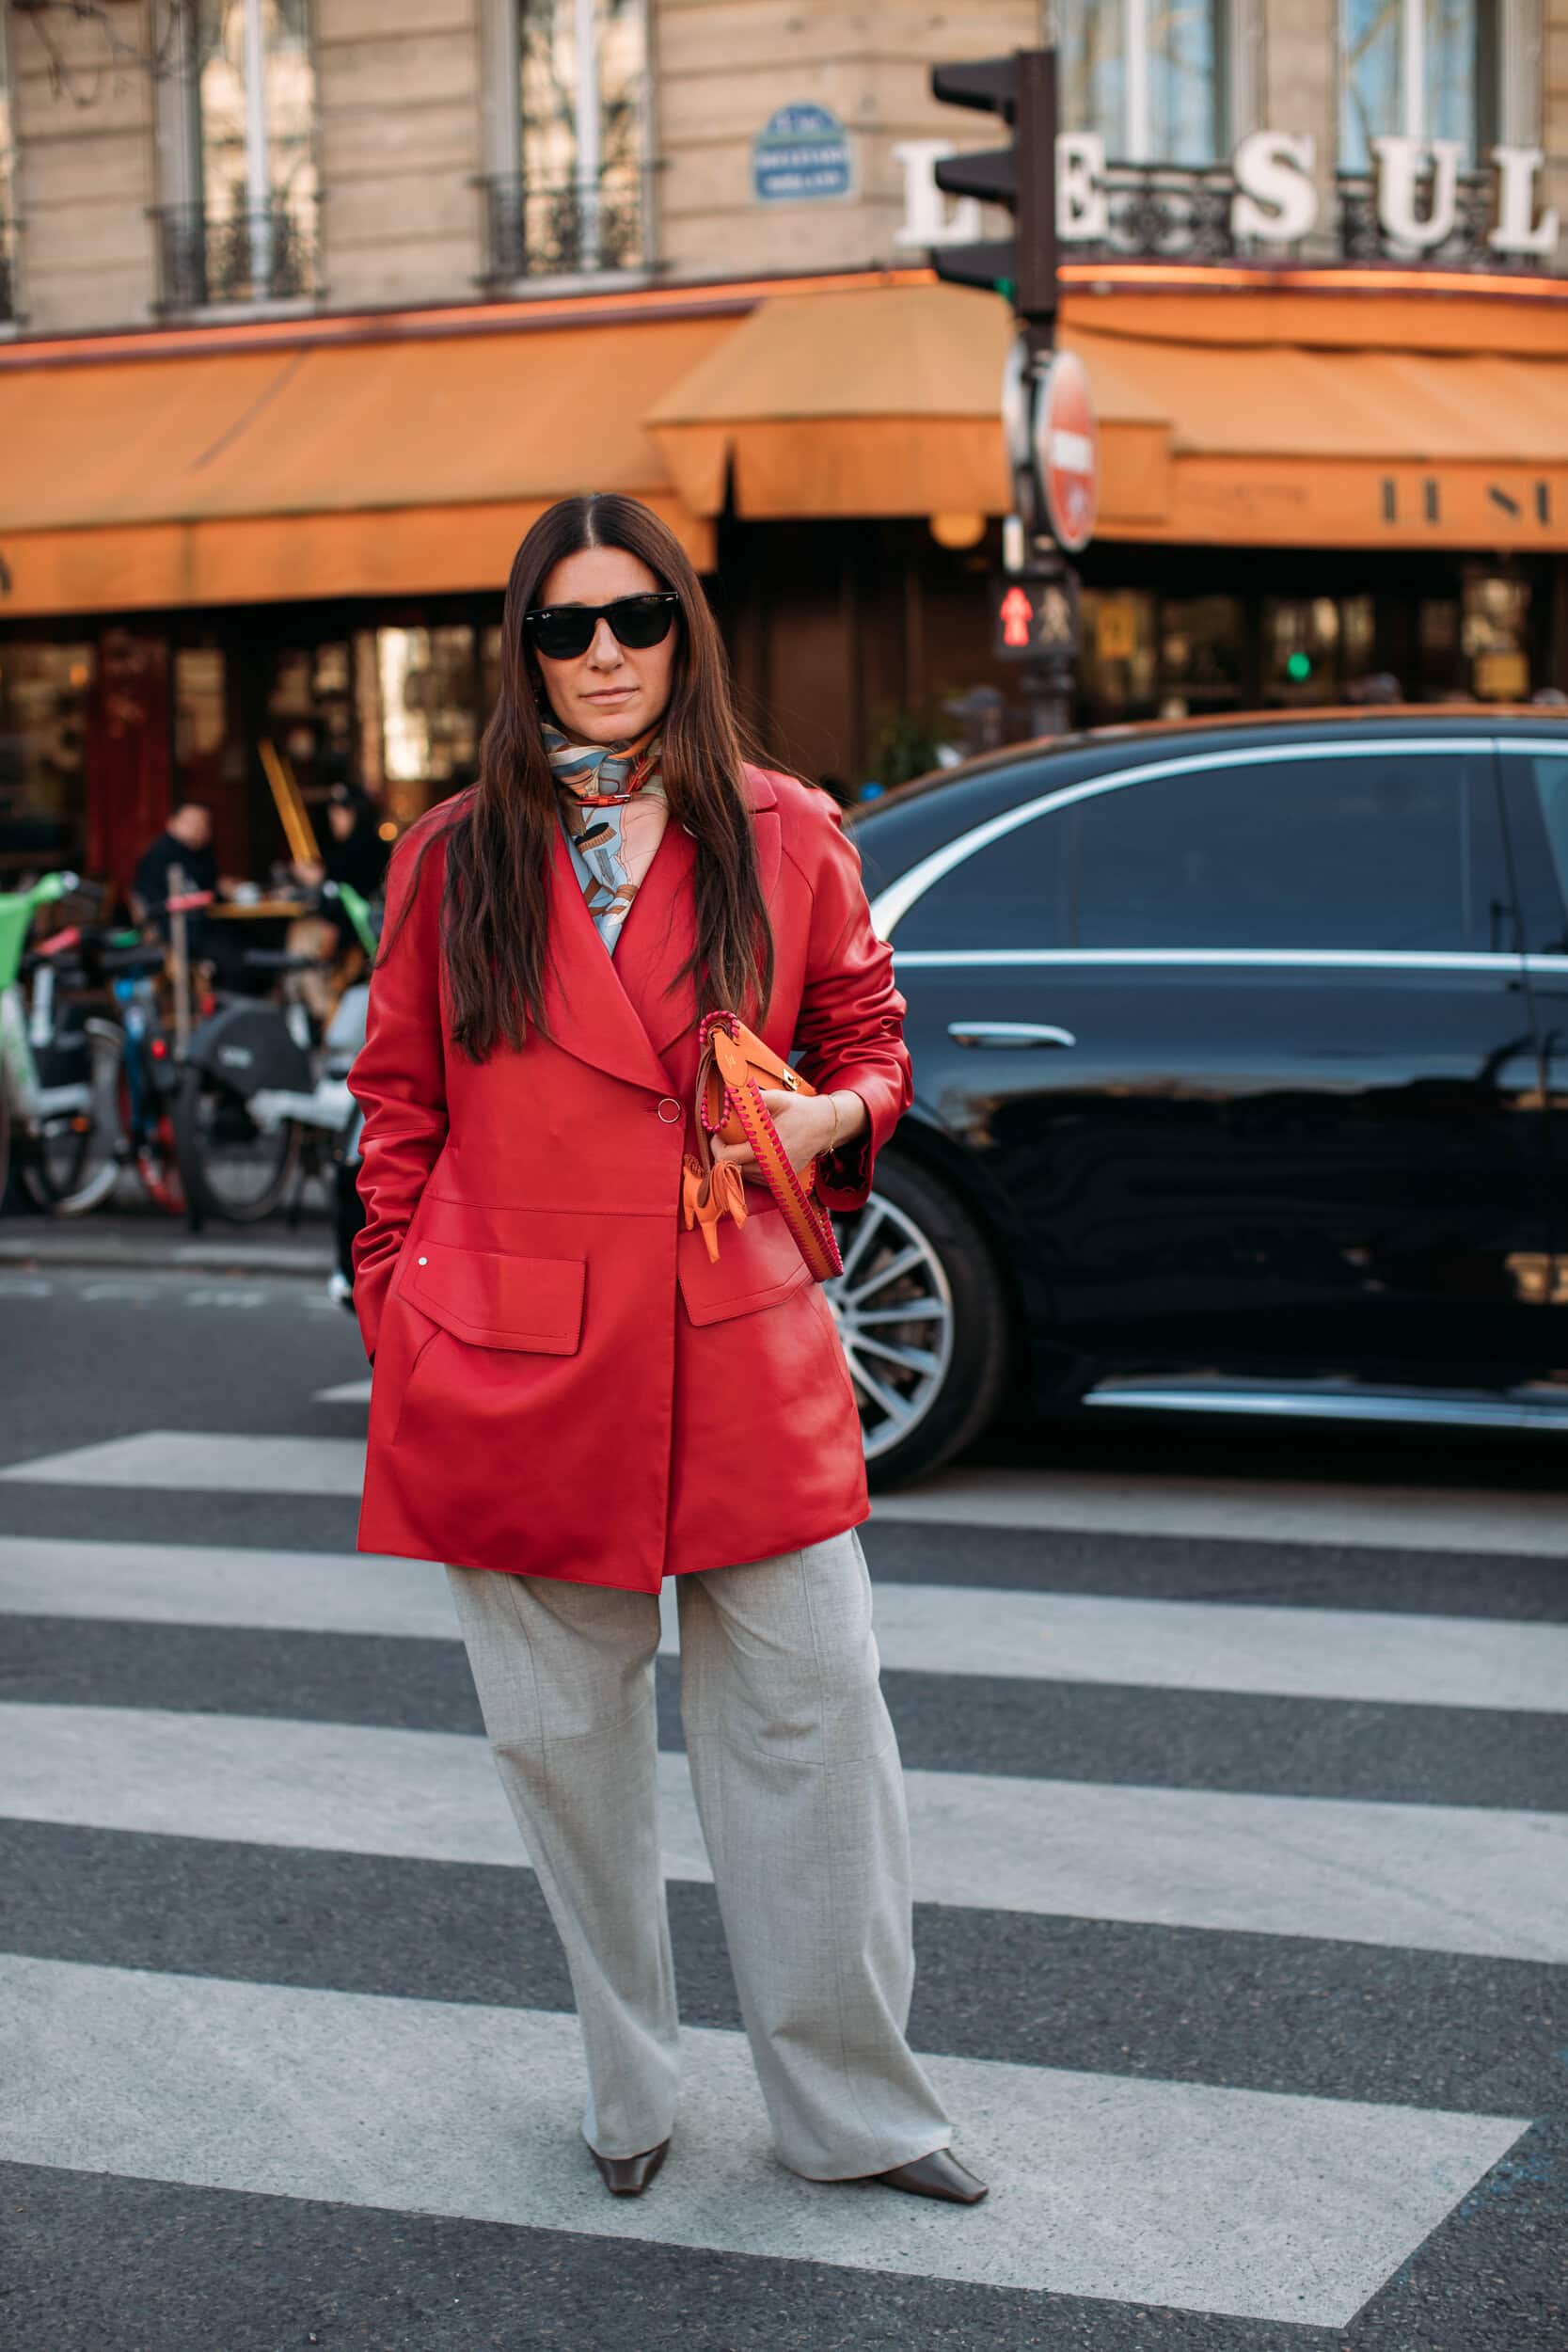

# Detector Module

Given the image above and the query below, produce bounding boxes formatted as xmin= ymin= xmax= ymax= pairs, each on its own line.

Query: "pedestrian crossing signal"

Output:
xmin=990 ymin=570 xmax=1080 ymax=660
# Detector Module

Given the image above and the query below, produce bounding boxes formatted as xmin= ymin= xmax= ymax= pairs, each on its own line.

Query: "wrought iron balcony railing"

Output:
xmin=151 ymin=191 xmax=319 ymax=313
xmin=1335 ymin=167 xmax=1502 ymax=267
xmin=479 ymin=163 xmax=653 ymax=285
xmin=1062 ymin=161 xmax=1241 ymax=264
xmin=1058 ymin=158 xmax=1541 ymax=271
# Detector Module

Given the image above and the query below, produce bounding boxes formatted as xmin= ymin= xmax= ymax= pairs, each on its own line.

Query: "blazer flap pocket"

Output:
xmin=400 ymin=1245 xmax=585 ymax=1354
xmin=677 ymin=1207 xmax=815 ymax=1326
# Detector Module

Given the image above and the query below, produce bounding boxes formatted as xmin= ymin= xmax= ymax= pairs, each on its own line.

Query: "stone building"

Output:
xmin=1 ymin=0 xmax=1566 ymax=886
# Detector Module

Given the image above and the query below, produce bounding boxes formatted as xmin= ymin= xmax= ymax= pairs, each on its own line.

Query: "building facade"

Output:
xmin=1 ymin=0 xmax=1566 ymax=890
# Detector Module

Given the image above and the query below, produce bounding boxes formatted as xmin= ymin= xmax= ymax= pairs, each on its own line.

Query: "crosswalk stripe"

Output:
xmin=5 ymin=1702 xmax=1562 ymax=1962
xmin=0 ymin=1433 xmax=366 ymax=1496
xmin=7 ymin=1434 xmax=1567 ymax=1555
xmin=0 ymin=1952 xmax=1524 ymax=2325
xmin=314 ymin=1377 xmax=373 ymax=1404
xmin=4 ymin=1534 xmax=1564 ymax=1714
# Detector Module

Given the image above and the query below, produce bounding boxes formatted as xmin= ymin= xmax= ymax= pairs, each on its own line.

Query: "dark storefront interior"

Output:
xmin=2 ymin=527 xmax=1562 ymax=898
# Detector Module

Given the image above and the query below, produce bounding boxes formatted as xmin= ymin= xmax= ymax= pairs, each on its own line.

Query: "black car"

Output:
xmin=838 ymin=709 xmax=1568 ymax=1485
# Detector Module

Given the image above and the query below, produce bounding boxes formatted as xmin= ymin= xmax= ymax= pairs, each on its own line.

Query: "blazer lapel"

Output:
xmin=540 ymin=765 xmax=783 ymax=1089
xmin=614 ymin=764 xmax=783 ymax=1058
xmin=539 ymin=819 xmax=675 ymax=1095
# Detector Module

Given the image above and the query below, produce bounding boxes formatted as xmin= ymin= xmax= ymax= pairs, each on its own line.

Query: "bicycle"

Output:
xmin=0 ymin=870 xmax=121 ymax=1216
xmin=63 ymin=931 xmax=189 ymax=1216
xmin=171 ymin=878 xmax=382 ymax=1227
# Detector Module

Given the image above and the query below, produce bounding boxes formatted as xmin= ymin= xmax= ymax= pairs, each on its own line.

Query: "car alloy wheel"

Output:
xmin=825 ymin=1190 xmax=957 ymax=1460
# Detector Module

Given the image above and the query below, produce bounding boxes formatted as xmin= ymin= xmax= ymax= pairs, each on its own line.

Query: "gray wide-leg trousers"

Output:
xmin=443 ymin=1526 xmax=953 ymax=2180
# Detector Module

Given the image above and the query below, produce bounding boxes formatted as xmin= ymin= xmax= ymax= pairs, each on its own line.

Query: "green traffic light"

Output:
xmin=1286 ymin=651 xmax=1312 ymax=681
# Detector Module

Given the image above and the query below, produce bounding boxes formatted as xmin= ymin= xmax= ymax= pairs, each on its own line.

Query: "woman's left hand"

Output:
xmin=710 ymin=1089 xmax=843 ymax=1183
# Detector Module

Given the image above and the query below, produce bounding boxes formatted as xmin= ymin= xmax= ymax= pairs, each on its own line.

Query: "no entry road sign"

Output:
xmin=1033 ymin=348 xmax=1099 ymax=554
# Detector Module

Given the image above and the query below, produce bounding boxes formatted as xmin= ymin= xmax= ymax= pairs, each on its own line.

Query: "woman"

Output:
xmin=347 ymin=493 xmax=985 ymax=2208
xmin=287 ymin=780 xmax=392 ymax=1022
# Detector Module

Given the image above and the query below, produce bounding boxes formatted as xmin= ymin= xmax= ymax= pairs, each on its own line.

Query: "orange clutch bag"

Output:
xmin=680 ymin=1010 xmax=844 ymax=1282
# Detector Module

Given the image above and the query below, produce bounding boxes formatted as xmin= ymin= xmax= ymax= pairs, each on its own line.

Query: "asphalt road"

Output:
xmin=1 ymin=1265 xmax=1563 ymax=2351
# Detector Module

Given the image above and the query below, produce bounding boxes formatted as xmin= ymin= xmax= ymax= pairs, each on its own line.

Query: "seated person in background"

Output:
xmin=131 ymin=800 xmax=245 ymax=931
xmin=131 ymin=800 xmax=250 ymax=990
xmin=287 ymin=784 xmax=391 ymax=1026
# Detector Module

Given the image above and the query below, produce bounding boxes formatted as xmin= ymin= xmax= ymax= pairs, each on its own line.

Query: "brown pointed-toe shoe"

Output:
xmin=867 ymin=2148 xmax=988 ymax=2203
xmin=589 ymin=2137 xmax=671 ymax=2197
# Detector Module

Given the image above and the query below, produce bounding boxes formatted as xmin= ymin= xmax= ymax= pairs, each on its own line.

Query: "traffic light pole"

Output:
xmin=930 ymin=48 xmax=1083 ymax=743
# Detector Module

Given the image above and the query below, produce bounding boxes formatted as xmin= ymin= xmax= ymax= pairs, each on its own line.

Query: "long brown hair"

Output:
xmin=378 ymin=493 xmax=777 ymax=1062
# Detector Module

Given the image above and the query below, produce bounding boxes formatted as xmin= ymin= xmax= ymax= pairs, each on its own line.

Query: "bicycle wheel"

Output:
xmin=20 ymin=1020 xmax=122 ymax=1215
xmin=173 ymin=1063 xmax=299 ymax=1222
xmin=121 ymin=1064 xmax=184 ymax=1216
xmin=37 ymin=1020 xmax=125 ymax=1216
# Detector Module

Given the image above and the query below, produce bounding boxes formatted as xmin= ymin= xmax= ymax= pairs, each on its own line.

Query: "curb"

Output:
xmin=0 ymin=1230 xmax=332 ymax=1278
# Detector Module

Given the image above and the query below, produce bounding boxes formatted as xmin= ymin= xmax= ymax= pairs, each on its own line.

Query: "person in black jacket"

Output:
xmin=287 ymin=784 xmax=391 ymax=1022
xmin=131 ymin=801 xmax=250 ymax=988
xmin=131 ymin=801 xmax=235 ymax=931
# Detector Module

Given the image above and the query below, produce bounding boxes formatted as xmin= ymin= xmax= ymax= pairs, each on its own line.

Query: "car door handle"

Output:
xmin=946 ymin=1022 xmax=1077 ymax=1049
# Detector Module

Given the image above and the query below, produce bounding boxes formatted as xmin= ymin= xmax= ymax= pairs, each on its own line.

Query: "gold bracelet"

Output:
xmin=826 ymin=1091 xmax=843 ymax=1152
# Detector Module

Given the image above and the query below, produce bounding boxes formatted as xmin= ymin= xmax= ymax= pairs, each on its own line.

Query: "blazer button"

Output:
xmin=657 ymin=1098 xmax=682 ymax=1123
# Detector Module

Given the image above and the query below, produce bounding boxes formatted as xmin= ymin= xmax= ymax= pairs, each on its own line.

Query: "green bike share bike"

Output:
xmin=0 ymin=868 xmax=190 ymax=1217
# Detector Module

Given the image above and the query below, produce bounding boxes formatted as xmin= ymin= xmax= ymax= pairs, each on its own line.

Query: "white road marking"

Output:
xmin=4 ymin=1704 xmax=1561 ymax=1962
xmin=0 ymin=1955 xmax=1525 ymax=2326
xmin=6 ymin=1437 xmax=1564 ymax=1562
xmin=5 ymin=1535 xmax=1563 ymax=1714
xmin=870 ymin=1466 xmax=1568 ymax=1556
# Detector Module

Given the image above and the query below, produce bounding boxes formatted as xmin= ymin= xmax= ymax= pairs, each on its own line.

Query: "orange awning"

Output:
xmin=1068 ymin=290 xmax=1568 ymax=548
xmin=643 ymin=277 xmax=1568 ymax=549
xmin=8 ymin=275 xmax=1568 ymax=614
xmin=0 ymin=313 xmax=728 ymax=615
xmin=644 ymin=281 xmax=1171 ymax=523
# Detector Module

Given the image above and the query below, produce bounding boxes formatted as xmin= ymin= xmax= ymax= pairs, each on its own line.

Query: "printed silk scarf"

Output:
xmin=543 ymin=718 xmax=670 ymax=955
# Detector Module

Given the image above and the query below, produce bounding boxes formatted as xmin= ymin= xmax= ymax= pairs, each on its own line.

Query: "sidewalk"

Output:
xmin=0 ymin=1202 xmax=334 ymax=1279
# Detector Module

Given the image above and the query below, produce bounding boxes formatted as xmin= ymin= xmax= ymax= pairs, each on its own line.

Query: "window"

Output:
xmin=157 ymin=0 xmax=318 ymax=308
xmin=1263 ymin=595 xmax=1375 ymax=704
xmin=1509 ymin=754 xmax=1568 ymax=950
xmin=1339 ymin=0 xmax=1499 ymax=168
xmin=354 ymin=627 xmax=479 ymax=829
xmin=895 ymin=803 xmax=1069 ymax=952
xmin=483 ymin=0 xmax=652 ymax=280
xmin=1057 ymin=0 xmax=1228 ymax=164
xmin=0 ymin=643 xmax=94 ymax=879
xmin=1073 ymin=754 xmax=1482 ymax=951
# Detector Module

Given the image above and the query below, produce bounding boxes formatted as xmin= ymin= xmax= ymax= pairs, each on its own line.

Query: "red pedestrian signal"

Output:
xmin=999 ymin=585 xmax=1034 ymax=648
xmin=990 ymin=570 xmax=1081 ymax=660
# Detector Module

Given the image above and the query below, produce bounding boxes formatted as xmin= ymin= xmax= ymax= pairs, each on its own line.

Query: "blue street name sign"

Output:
xmin=752 ymin=104 xmax=853 ymax=202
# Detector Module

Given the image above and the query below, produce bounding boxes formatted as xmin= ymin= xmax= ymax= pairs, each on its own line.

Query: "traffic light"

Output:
xmin=929 ymin=50 xmax=1057 ymax=325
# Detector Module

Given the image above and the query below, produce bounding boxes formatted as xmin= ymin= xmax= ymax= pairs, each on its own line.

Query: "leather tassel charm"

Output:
xmin=682 ymin=1150 xmax=749 ymax=1263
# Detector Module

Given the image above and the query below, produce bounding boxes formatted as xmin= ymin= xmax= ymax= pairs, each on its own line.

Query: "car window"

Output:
xmin=894 ymin=797 xmax=1069 ymax=951
xmin=1512 ymin=753 xmax=1568 ymax=948
xmin=1073 ymin=752 xmax=1481 ymax=952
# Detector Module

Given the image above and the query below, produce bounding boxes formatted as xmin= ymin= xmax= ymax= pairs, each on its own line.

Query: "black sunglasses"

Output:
xmin=523 ymin=592 xmax=680 ymax=662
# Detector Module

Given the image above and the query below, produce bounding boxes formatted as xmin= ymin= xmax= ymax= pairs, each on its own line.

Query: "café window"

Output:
xmin=355 ymin=627 xmax=480 ymax=831
xmin=155 ymin=0 xmax=319 ymax=310
xmin=0 ymin=644 xmax=94 ymax=880
xmin=1263 ymin=594 xmax=1375 ymax=703
xmin=1056 ymin=0 xmax=1230 ymax=163
xmin=1339 ymin=0 xmax=1504 ymax=169
xmin=481 ymin=0 xmax=653 ymax=281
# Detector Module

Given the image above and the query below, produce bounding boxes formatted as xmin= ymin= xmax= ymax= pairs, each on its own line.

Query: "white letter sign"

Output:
xmin=1230 ymin=131 xmax=1319 ymax=244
